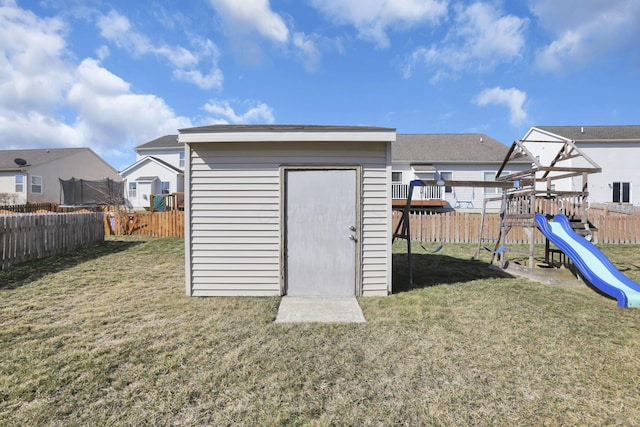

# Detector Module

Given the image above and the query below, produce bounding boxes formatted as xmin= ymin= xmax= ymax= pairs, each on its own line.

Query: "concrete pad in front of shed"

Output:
xmin=275 ymin=297 xmax=366 ymax=323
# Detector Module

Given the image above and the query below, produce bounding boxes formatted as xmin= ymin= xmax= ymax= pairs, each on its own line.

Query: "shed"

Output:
xmin=180 ymin=124 xmax=396 ymax=297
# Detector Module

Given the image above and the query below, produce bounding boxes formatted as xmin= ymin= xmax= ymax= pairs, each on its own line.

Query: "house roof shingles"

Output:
xmin=535 ymin=125 xmax=640 ymax=141
xmin=393 ymin=133 xmax=519 ymax=163
xmin=0 ymin=148 xmax=89 ymax=171
xmin=135 ymin=134 xmax=180 ymax=150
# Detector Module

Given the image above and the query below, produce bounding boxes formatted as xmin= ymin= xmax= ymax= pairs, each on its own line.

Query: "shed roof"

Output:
xmin=179 ymin=124 xmax=395 ymax=134
xmin=534 ymin=125 xmax=640 ymax=141
xmin=0 ymin=148 xmax=96 ymax=171
xmin=393 ymin=133 xmax=523 ymax=164
xmin=179 ymin=124 xmax=396 ymax=144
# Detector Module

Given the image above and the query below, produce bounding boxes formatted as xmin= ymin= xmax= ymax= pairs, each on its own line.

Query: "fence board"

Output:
xmin=106 ymin=210 xmax=184 ymax=237
xmin=0 ymin=213 xmax=104 ymax=270
xmin=393 ymin=210 xmax=640 ymax=245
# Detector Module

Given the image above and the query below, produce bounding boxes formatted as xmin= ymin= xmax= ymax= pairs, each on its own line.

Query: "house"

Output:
xmin=180 ymin=124 xmax=395 ymax=297
xmin=119 ymin=135 xmax=184 ymax=210
xmin=0 ymin=148 xmax=121 ymax=205
xmin=392 ymin=134 xmax=530 ymax=212
xmin=519 ymin=126 xmax=640 ymax=206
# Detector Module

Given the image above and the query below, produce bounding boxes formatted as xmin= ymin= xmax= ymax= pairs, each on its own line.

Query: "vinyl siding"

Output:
xmin=187 ymin=140 xmax=391 ymax=296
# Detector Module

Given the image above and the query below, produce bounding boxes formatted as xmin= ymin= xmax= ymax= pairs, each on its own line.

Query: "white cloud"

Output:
xmin=203 ymin=100 xmax=275 ymax=124
xmin=403 ymin=2 xmax=527 ymax=79
xmin=310 ymin=0 xmax=447 ymax=48
xmin=0 ymin=2 xmax=73 ymax=114
xmin=174 ymin=68 xmax=224 ymax=90
xmin=0 ymin=2 xmax=283 ymax=171
xmin=531 ymin=0 xmax=640 ymax=72
xmin=96 ymin=10 xmax=223 ymax=89
xmin=208 ymin=0 xmax=289 ymax=43
xmin=0 ymin=2 xmax=194 ymax=169
xmin=67 ymin=58 xmax=192 ymax=149
xmin=206 ymin=0 xmax=291 ymax=67
xmin=0 ymin=2 xmax=81 ymax=148
xmin=171 ymin=37 xmax=224 ymax=89
xmin=207 ymin=0 xmax=339 ymax=72
xmin=473 ymin=86 xmax=528 ymax=126
xmin=292 ymin=32 xmax=321 ymax=72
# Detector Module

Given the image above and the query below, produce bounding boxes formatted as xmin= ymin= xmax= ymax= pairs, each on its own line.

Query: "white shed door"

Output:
xmin=286 ymin=169 xmax=357 ymax=296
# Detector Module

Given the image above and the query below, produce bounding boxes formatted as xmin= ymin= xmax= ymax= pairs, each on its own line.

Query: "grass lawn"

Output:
xmin=2 ymin=238 xmax=640 ymax=426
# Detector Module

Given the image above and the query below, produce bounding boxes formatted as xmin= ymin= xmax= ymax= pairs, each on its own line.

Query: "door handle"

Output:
xmin=349 ymin=225 xmax=356 ymax=231
xmin=349 ymin=234 xmax=357 ymax=241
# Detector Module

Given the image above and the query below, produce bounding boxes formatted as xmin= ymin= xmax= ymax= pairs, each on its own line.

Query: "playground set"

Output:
xmin=393 ymin=137 xmax=640 ymax=308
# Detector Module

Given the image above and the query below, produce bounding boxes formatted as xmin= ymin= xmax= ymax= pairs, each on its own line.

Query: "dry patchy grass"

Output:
xmin=1 ymin=238 xmax=640 ymax=425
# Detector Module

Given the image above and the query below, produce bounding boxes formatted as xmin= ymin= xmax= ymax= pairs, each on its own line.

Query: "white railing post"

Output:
xmin=391 ymin=184 xmax=408 ymax=199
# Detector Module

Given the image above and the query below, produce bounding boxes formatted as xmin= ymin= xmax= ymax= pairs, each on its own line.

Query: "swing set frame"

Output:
xmin=393 ymin=179 xmax=513 ymax=284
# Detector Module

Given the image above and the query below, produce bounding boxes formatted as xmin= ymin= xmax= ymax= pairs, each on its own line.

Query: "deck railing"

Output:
xmin=392 ymin=184 xmax=442 ymax=200
xmin=149 ymin=192 xmax=185 ymax=212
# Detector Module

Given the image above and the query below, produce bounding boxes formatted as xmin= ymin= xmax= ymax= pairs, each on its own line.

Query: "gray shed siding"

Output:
xmin=186 ymin=140 xmax=391 ymax=296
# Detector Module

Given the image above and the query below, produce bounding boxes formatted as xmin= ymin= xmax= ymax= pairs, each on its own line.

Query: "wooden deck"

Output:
xmin=392 ymin=198 xmax=447 ymax=209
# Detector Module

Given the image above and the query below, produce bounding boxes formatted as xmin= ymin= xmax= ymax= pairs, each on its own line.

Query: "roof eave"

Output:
xmin=573 ymin=138 xmax=640 ymax=143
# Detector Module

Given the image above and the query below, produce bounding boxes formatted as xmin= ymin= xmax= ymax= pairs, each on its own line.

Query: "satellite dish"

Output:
xmin=14 ymin=158 xmax=27 ymax=166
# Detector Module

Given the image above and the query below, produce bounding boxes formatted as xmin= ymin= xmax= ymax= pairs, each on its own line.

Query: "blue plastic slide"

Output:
xmin=534 ymin=213 xmax=640 ymax=308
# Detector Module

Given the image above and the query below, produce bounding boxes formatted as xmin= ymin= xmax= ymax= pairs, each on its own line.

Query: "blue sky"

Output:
xmin=2 ymin=0 xmax=640 ymax=171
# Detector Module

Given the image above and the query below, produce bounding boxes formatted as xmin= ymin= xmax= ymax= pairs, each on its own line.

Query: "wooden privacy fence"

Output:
xmin=102 ymin=208 xmax=640 ymax=242
xmin=392 ymin=211 xmax=541 ymax=245
xmin=0 ymin=202 xmax=105 ymax=214
xmin=393 ymin=210 xmax=640 ymax=245
xmin=589 ymin=207 xmax=640 ymax=244
xmin=0 ymin=202 xmax=59 ymax=214
xmin=106 ymin=210 xmax=184 ymax=237
xmin=0 ymin=212 xmax=105 ymax=270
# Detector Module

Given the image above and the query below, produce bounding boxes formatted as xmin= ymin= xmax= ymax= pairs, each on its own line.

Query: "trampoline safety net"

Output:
xmin=59 ymin=178 xmax=125 ymax=206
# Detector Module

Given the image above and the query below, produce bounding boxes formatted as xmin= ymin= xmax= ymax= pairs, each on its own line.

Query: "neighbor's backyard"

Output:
xmin=2 ymin=237 xmax=640 ymax=426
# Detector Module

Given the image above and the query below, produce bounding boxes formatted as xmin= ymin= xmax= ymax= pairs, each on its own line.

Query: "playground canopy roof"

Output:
xmin=496 ymin=138 xmax=602 ymax=185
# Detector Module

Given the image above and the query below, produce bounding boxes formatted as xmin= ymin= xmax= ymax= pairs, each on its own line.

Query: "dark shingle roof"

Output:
xmin=0 ymin=148 xmax=89 ymax=170
xmin=135 ymin=134 xmax=180 ymax=150
xmin=535 ymin=126 xmax=640 ymax=141
xmin=393 ymin=134 xmax=517 ymax=163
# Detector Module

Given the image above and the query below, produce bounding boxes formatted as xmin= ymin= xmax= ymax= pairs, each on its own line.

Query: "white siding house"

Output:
xmin=392 ymin=134 xmax=530 ymax=212
xmin=119 ymin=135 xmax=184 ymax=210
xmin=120 ymin=156 xmax=183 ymax=210
xmin=521 ymin=126 xmax=640 ymax=206
xmin=180 ymin=124 xmax=395 ymax=297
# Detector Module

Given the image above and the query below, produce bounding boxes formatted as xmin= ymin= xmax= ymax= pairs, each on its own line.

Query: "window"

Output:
xmin=15 ymin=175 xmax=24 ymax=192
xmin=161 ymin=181 xmax=170 ymax=194
xmin=179 ymin=151 xmax=185 ymax=168
xmin=439 ymin=171 xmax=453 ymax=193
xmin=30 ymin=176 xmax=42 ymax=194
xmin=484 ymin=171 xmax=509 ymax=194
xmin=391 ymin=171 xmax=402 ymax=183
xmin=129 ymin=182 xmax=137 ymax=198
xmin=484 ymin=171 xmax=499 ymax=194
xmin=613 ymin=182 xmax=631 ymax=203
